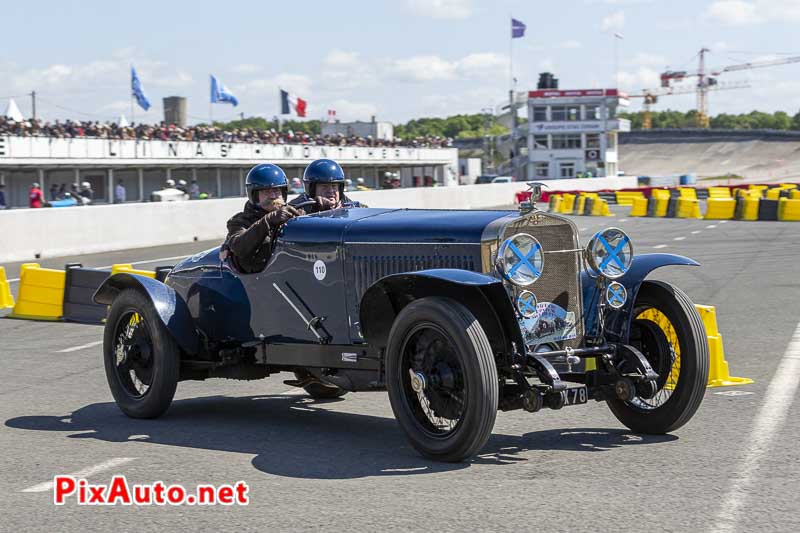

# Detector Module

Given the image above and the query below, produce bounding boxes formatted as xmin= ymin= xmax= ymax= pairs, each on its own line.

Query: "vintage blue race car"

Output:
xmin=95 ymin=199 xmax=709 ymax=462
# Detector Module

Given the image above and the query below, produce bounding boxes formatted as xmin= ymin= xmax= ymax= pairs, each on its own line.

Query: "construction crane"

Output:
xmin=659 ymin=48 xmax=800 ymax=127
xmin=628 ymin=81 xmax=749 ymax=129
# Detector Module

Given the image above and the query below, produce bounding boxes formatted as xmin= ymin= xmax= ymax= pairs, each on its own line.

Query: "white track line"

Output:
xmin=710 ymin=322 xmax=800 ymax=532
xmin=674 ymin=236 xmax=686 ymax=241
xmin=691 ymin=230 xmax=702 ymax=234
xmin=653 ymin=244 xmax=668 ymax=249
xmin=56 ymin=340 xmax=103 ymax=353
xmin=22 ymin=457 xmax=135 ymax=493
xmin=706 ymin=224 xmax=718 ymax=229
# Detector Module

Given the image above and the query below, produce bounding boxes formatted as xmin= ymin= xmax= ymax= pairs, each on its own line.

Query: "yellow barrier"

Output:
xmin=748 ymin=184 xmax=768 ymax=196
xmin=548 ymin=194 xmax=562 ymax=213
xmin=695 ymin=305 xmax=753 ymax=388
xmin=704 ymin=198 xmax=736 ymax=220
xmin=560 ymin=194 xmax=576 ymax=214
xmin=765 ymin=188 xmax=784 ymax=200
xmin=0 ymin=266 xmax=15 ymax=310
xmin=792 ymin=190 xmax=800 ymax=200
xmin=574 ymin=195 xmax=587 ymax=215
xmin=629 ymin=196 xmax=648 ymax=217
xmin=676 ymin=198 xmax=702 ymax=219
xmin=615 ymin=191 xmax=645 ymax=206
xmin=737 ymin=196 xmax=760 ymax=221
xmin=9 ymin=263 xmax=65 ymax=320
xmin=778 ymin=198 xmax=800 ymax=221
xmin=111 ymin=264 xmax=156 ymax=279
xmin=708 ymin=186 xmax=731 ymax=199
xmin=678 ymin=187 xmax=698 ymax=200
xmin=589 ymin=198 xmax=613 ymax=217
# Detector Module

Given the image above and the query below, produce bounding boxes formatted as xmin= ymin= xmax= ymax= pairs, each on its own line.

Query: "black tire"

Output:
xmin=103 ymin=289 xmax=180 ymax=418
xmin=293 ymin=370 xmax=348 ymax=399
xmin=607 ymin=280 xmax=709 ymax=433
xmin=385 ymin=297 xmax=498 ymax=462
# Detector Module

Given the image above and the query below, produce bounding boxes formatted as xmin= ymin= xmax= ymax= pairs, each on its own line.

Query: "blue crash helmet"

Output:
xmin=245 ymin=163 xmax=288 ymax=204
xmin=302 ymin=159 xmax=346 ymax=197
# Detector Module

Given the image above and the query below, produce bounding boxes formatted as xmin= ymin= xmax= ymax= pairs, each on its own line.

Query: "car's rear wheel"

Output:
xmin=386 ymin=297 xmax=498 ymax=462
xmin=607 ymin=280 xmax=709 ymax=433
xmin=103 ymin=289 xmax=180 ymax=418
xmin=293 ymin=370 xmax=348 ymax=399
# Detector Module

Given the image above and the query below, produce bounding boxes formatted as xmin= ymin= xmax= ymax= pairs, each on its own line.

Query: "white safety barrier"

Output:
xmin=0 ymin=177 xmax=636 ymax=263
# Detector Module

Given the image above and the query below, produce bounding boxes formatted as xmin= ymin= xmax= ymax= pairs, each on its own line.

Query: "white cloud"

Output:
xmin=617 ymin=67 xmax=661 ymax=90
xmin=600 ymin=10 xmax=625 ymax=31
xmin=405 ymin=0 xmax=474 ymax=19
xmin=388 ymin=52 xmax=507 ymax=83
xmin=238 ymin=73 xmax=312 ymax=97
xmin=630 ymin=52 xmax=667 ymax=67
xmin=325 ymin=99 xmax=378 ymax=121
xmin=558 ymin=40 xmax=582 ymax=49
xmin=321 ymin=50 xmax=378 ymax=91
xmin=705 ymin=0 xmax=800 ymax=25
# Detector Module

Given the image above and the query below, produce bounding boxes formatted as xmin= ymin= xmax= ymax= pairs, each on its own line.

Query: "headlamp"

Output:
xmin=496 ymin=233 xmax=544 ymax=287
xmin=585 ymin=228 xmax=633 ymax=279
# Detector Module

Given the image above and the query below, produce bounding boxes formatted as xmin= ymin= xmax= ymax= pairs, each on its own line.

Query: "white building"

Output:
xmin=321 ymin=118 xmax=394 ymax=141
xmin=523 ymin=89 xmax=630 ymax=180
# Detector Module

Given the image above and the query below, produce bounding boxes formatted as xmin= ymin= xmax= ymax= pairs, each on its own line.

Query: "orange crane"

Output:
xmin=628 ymin=81 xmax=749 ymax=129
xmin=659 ymin=48 xmax=800 ymax=127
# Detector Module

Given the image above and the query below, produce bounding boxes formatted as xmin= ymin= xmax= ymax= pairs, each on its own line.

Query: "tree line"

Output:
xmin=207 ymin=109 xmax=800 ymax=138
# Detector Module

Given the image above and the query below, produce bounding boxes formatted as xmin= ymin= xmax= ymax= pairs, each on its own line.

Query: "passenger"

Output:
xmin=225 ymin=163 xmax=302 ymax=273
xmin=289 ymin=158 xmax=366 ymax=213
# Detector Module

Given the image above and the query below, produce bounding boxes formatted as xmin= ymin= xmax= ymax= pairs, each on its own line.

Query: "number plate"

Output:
xmin=565 ymin=385 xmax=588 ymax=406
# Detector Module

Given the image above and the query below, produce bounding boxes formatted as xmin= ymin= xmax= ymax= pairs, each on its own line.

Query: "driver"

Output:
xmin=289 ymin=159 xmax=367 ymax=213
xmin=224 ymin=163 xmax=302 ymax=273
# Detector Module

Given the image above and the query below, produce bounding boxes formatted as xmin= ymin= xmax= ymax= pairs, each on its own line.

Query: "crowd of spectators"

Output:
xmin=0 ymin=117 xmax=452 ymax=148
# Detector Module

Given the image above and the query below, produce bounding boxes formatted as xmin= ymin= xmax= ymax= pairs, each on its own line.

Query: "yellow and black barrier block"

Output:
xmin=573 ymin=195 xmax=587 ymax=215
xmin=615 ymin=191 xmax=645 ymax=206
xmin=590 ymin=198 xmax=613 ymax=217
xmin=704 ymin=198 xmax=736 ymax=220
xmin=559 ymin=193 xmax=576 ymax=214
xmin=629 ymin=196 xmax=648 ymax=217
xmin=733 ymin=193 xmax=760 ymax=221
xmin=9 ymin=264 xmax=66 ymax=321
xmin=0 ymin=266 xmax=15 ymax=311
xmin=111 ymin=264 xmax=157 ymax=279
xmin=548 ymin=194 xmax=562 ymax=213
xmin=583 ymin=196 xmax=595 ymax=215
xmin=707 ymin=186 xmax=731 ymax=199
xmin=62 ymin=263 xmax=111 ymax=324
xmin=676 ymin=198 xmax=702 ymax=219
xmin=695 ymin=305 xmax=753 ymax=388
xmin=757 ymin=198 xmax=780 ymax=221
xmin=778 ymin=198 xmax=800 ymax=221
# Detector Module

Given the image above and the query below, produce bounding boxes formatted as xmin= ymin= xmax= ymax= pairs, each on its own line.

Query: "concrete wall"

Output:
xmin=0 ymin=176 xmax=636 ymax=263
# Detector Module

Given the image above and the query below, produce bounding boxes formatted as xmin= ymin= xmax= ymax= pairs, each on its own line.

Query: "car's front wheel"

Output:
xmin=103 ymin=289 xmax=180 ymax=418
xmin=606 ymin=280 xmax=709 ymax=433
xmin=385 ymin=297 xmax=498 ymax=462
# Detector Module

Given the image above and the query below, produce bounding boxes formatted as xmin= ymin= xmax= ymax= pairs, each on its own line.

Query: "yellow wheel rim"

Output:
xmin=635 ymin=308 xmax=680 ymax=391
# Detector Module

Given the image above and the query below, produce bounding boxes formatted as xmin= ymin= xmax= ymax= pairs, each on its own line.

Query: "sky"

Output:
xmin=1 ymin=0 xmax=799 ymax=125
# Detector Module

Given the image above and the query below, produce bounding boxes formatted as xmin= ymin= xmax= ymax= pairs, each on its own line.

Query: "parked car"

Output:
xmin=95 ymin=204 xmax=709 ymax=462
xmin=491 ymin=176 xmax=514 ymax=184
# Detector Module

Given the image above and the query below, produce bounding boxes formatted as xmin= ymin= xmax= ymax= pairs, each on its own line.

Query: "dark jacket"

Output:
xmin=225 ymin=201 xmax=273 ymax=273
xmin=289 ymin=193 xmax=365 ymax=214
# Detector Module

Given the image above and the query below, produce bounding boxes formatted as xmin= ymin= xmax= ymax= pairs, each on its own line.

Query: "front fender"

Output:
xmin=359 ymin=269 xmax=523 ymax=354
xmin=94 ymin=273 xmax=200 ymax=355
xmin=582 ymin=253 xmax=700 ymax=343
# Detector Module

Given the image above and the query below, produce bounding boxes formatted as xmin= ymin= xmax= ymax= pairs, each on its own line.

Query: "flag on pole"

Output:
xmin=210 ymin=75 xmax=239 ymax=106
xmin=327 ymin=109 xmax=336 ymax=123
xmin=280 ymin=89 xmax=307 ymax=117
xmin=131 ymin=67 xmax=151 ymax=111
xmin=511 ymin=18 xmax=526 ymax=38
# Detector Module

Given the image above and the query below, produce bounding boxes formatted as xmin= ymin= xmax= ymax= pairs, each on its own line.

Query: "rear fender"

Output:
xmin=582 ymin=253 xmax=700 ymax=343
xmin=359 ymin=269 xmax=523 ymax=356
xmin=94 ymin=273 xmax=200 ymax=355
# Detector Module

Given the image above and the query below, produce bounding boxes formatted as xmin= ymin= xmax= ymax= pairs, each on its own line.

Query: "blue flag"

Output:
xmin=511 ymin=18 xmax=526 ymax=38
xmin=210 ymin=75 xmax=239 ymax=107
xmin=131 ymin=67 xmax=151 ymax=111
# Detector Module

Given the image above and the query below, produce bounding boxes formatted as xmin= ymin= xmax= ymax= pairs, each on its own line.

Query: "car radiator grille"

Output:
xmin=349 ymin=247 xmax=478 ymax=302
xmin=498 ymin=214 xmax=584 ymax=349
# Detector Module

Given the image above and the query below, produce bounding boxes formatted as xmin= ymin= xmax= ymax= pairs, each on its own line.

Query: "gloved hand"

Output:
xmin=315 ymin=196 xmax=336 ymax=211
xmin=265 ymin=205 xmax=302 ymax=228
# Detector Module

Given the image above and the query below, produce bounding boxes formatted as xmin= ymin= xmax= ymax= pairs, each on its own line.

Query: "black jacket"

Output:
xmin=225 ymin=201 xmax=273 ymax=273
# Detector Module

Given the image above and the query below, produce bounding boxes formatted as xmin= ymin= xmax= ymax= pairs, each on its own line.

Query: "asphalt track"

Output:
xmin=2 ymin=207 xmax=799 ymax=532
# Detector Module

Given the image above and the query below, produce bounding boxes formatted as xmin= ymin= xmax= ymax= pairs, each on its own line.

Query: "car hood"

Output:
xmin=279 ymin=207 xmax=516 ymax=245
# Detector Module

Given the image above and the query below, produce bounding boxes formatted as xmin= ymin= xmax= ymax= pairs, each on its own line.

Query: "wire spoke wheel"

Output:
xmin=629 ymin=308 xmax=680 ymax=409
xmin=112 ymin=311 xmax=154 ymax=398
xmin=606 ymin=281 xmax=709 ymax=434
xmin=401 ymin=325 xmax=467 ymax=437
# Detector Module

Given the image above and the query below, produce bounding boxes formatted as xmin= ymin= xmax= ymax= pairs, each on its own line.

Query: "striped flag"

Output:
xmin=280 ymin=89 xmax=307 ymax=117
